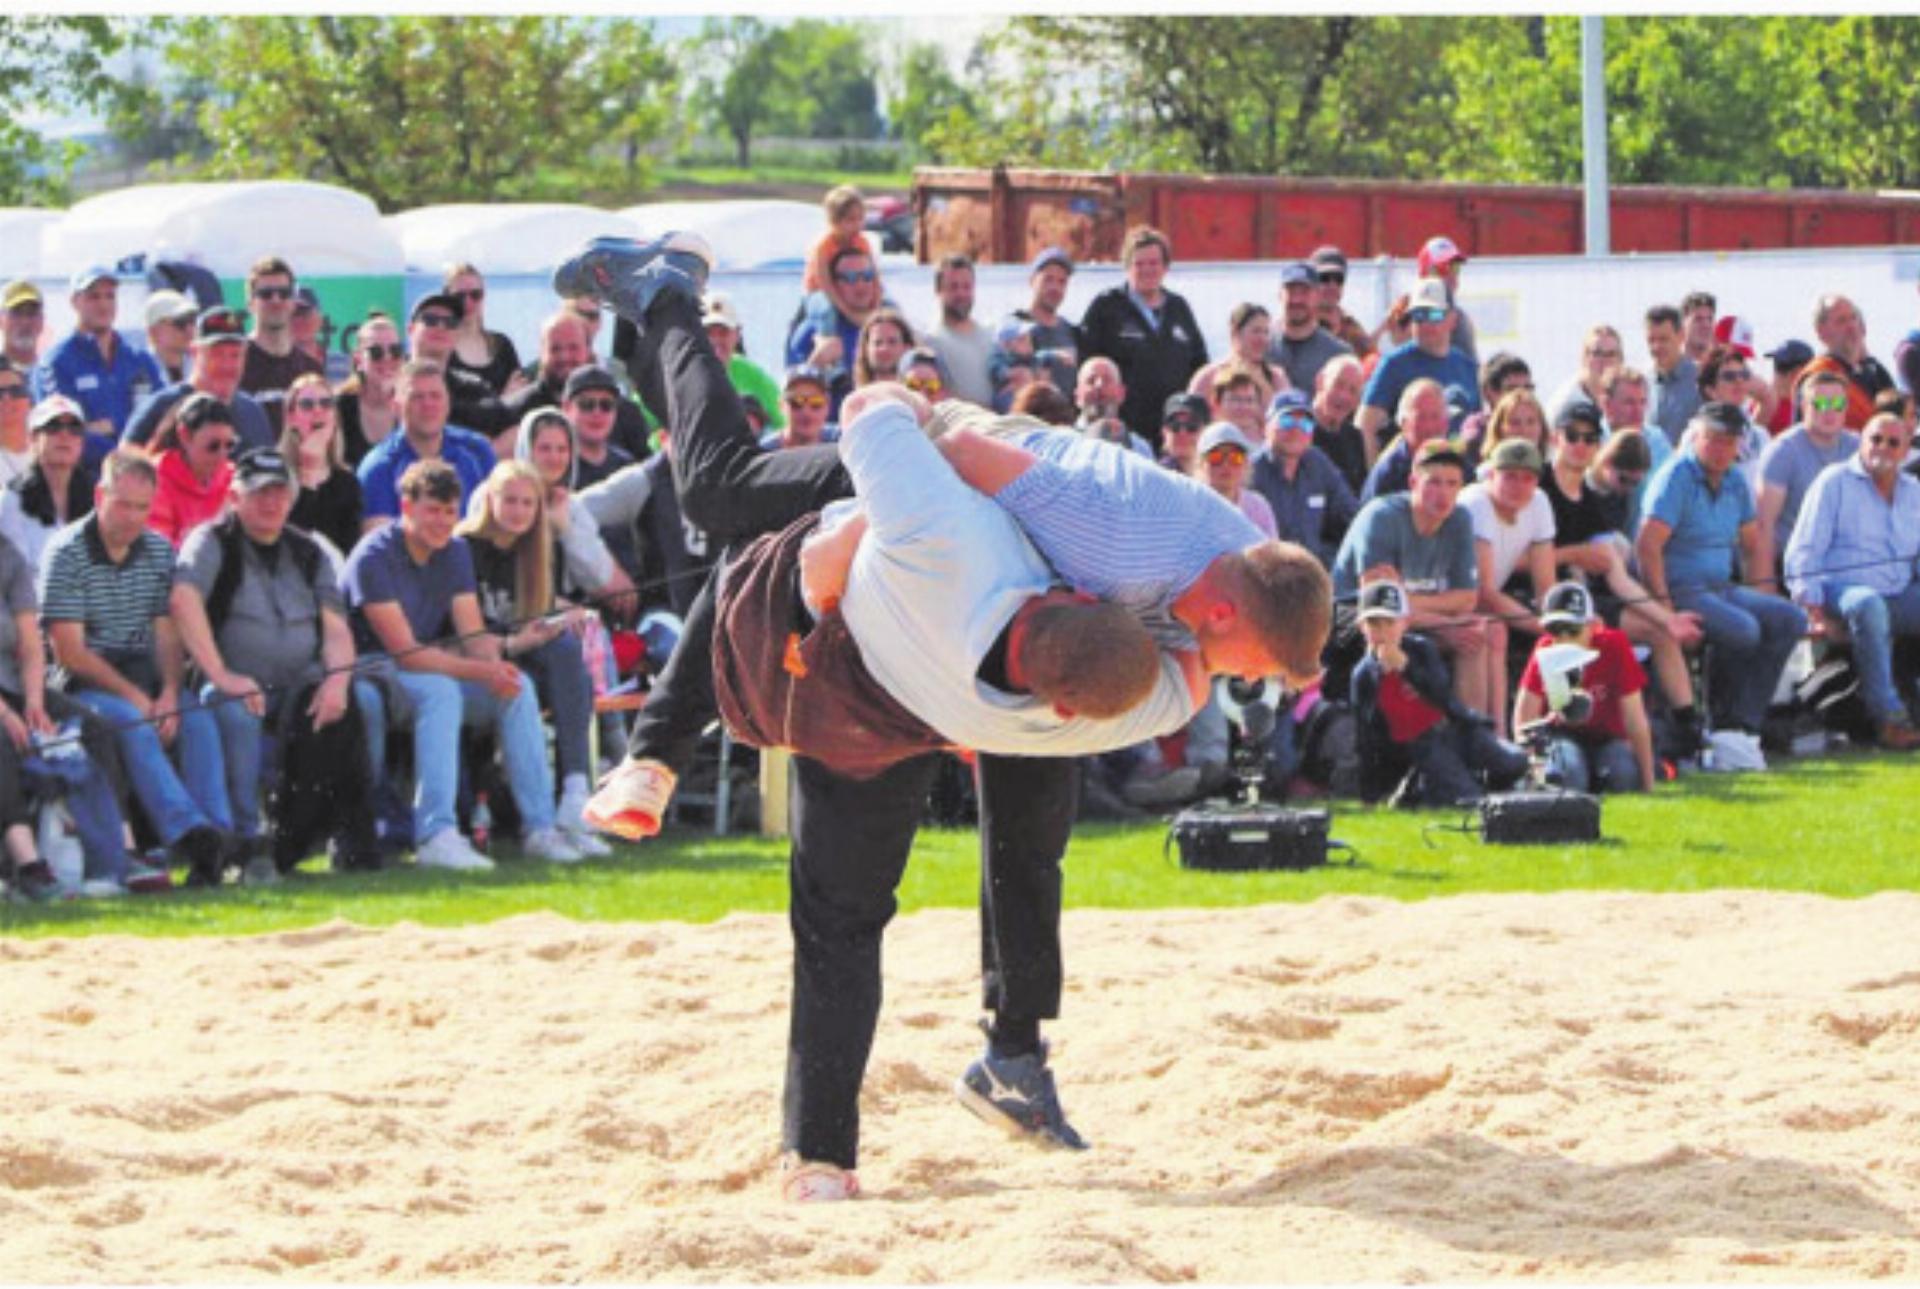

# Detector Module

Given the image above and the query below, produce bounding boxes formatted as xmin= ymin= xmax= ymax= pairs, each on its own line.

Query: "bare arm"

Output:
xmin=1622 ymin=691 xmax=1656 ymax=791
xmin=361 ymin=599 xmax=494 ymax=682
xmin=1750 ymin=484 xmax=1786 ymax=593
xmin=47 ymin=619 xmax=150 ymax=709
xmin=1408 ymin=588 xmax=1477 ymax=625
xmin=307 ymin=605 xmax=356 ymax=729
xmin=934 ymin=427 xmax=1042 ymax=497
xmin=1636 ymin=517 xmax=1673 ymax=605
xmin=169 ymin=582 xmax=265 ymax=718
xmin=1355 ymin=406 xmax=1389 ymax=466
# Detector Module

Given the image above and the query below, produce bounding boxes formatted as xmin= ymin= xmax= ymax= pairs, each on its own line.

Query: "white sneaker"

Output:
xmin=414 ymin=828 xmax=495 ymax=872
xmin=523 ymin=826 xmax=586 ymax=864
xmin=557 ymin=775 xmax=592 ymax=833
xmin=1704 ymin=728 xmax=1768 ymax=772
xmin=564 ymin=828 xmax=614 ymax=858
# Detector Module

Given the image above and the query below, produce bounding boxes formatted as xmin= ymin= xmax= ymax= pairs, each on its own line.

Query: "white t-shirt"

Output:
xmin=1460 ymin=483 xmax=1556 ymax=590
xmin=924 ymin=320 xmax=996 ymax=408
xmin=835 ymin=402 xmax=1195 ymax=755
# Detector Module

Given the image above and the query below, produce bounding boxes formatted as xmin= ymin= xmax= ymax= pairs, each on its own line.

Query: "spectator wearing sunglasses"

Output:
xmin=561 ymin=365 xmax=635 ymax=490
xmin=441 ymin=263 xmax=525 ymax=397
xmin=335 ymin=313 xmax=405 ymax=466
xmin=123 ymin=308 xmax=275 ymax=466
xmin=237 ymin=257 xmax=324 ymax=438
xmin=408 ymin=293 xmax=515 ymax=447
xmin=901 ymin=347 xmax=951 ymax=405
xmin=1751 ymin=369 xmax=1861 ymax=588
xmin=277 ymin=372 xmax=364 ymax=558
xmin=762 ymin=365 xmax=838 ymax=452
xmin=1250 ymin=389 xmax=1357 ymax=568
xmin=142 ymin=291 xmax=198 ymax=385
xmin=1799 ymin=293 xmax=1895 ymax=430
xmin=145 ymin=392 xmax=238 ymax=547
xmin=1310 ymin=246 xmax=1372 ymax=359
xmin=0 ymin=359 xmax=31 ymax=488
xmin=787 ymin=246 xmax=888 ymax=421
xmin=0 ymin=396 xmax=96 ymax=570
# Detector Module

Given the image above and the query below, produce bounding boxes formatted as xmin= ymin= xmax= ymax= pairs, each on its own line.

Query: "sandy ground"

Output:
xmin=5 ymin=891 xmax=1920 ymax=1282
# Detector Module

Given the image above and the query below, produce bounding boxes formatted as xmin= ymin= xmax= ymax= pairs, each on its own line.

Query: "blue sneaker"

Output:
xmin=954 ymin=1041 xmax=1088 ymax=1151
xmin=551 ymin=232 xmax=714 ymax=322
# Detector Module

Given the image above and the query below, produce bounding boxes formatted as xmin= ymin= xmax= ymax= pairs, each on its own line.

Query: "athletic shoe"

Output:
xmin=7 ymin=859 xmax=59 ymax=904
xmin=779 ymin=1154 xmax=860 ymax=1203
xmin=582 ymin=757 xmax=677 ymax=840
xmin=414 ymin=828 xmax=495 ymax=873
xmin=557 ymin=777 xmax=592 ymax=834
xmin=954 ymin=1041 xmax=1089 ymax=1151
xmin=123 ymin=860 xmax=173 ymax=895
xmin=564 ymin=828 xmax=614 ymax=859
xmin=550 ymin=233 xmax=714 ymax=323
xmin=1704 ymin=727 xmax=1767 ymax=773
xmin=522 ymin=826 xmax=586 ymax=864
xmin=172 ymin=825 xmax=228 ymax=888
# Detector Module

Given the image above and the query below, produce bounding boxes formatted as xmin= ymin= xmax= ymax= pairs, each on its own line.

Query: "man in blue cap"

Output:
xmin=1249 ymin=389 xmax=1358 ymax=567
xmin=1267 ymin=260 xmax=1353 ymax=393
xmin=31 ymin=266 xmax=162 ymax=446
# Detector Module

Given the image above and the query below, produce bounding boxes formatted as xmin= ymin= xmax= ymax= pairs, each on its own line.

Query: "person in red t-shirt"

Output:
xmin=1515 ymin=581 xmax=1655 ymax=792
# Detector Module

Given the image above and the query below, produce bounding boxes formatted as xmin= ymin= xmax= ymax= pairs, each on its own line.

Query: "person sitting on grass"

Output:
xmin=1513 ymin=581 xmax=1656 ymax=793
xmin=1350 ymin=575 xmax=1528 ymax=807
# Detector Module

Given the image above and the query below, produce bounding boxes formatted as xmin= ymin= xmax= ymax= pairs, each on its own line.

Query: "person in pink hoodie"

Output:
xmin=146 ymin=392 xmax=236 ymax=546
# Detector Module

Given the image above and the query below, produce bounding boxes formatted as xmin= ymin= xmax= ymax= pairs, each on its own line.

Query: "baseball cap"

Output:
xmin=1030 ymin=246 xmax=1074 ymax=277
xmin=195 ymin=306 xmax=247 ymax=346
xmin=1412 ymin=438 xmax=1469 ymax=473
xmin=1309 ymin=245 xmax=1348 ymax=275
xmin=409 ymin=292 xmax=464 ymax=325
xmin=2 ymin=280 xmax=42 ymax=311
xmin=68 ymin=265 xmax=117 ymax=294
xmin=293 ymin=285 xmax=320 ymax=314
xmin=1356 ymin=579 xmax=1411 ymax=622
xmin=1486 ymin=437 xmax=1544 ymax=474
xmin=1408 ymin=278 xmax=1452 ymax=320
xmin=1197 ymin=422 xmax=1254 ymax=457
xmin=1766 ymin=338 xmax=1814 ymax=371
xmin=562 ymin=363 xmax=621 ymax=402
xmin=1266 ymin=388 xmax=1314 ymax=426
xmin=1555 ymin=399 xmax=1605 ymax=433
xmin=784 ymin=364 xmax=830 ymax=393
xmin=1162 ymin=391 xmax=1210 ymax=430
xmin=1713 ymin=314 xmax=1755 ymax=359
xmin=144 ymin=290 xmax=197 ymax=328
xmin=28 ymin=395 xmax=84 ymax=432
xmin=1279 ymin=261 xmax=1317 ymax=289
xmin=233 ymin=447 xmax=294 ymax=492
xmin=1540 ymin=581 xmax=1597 ymax=629
xmin=1693 ymin=400 xmax=1748 ymax=436
xmin=1416 ymin=236 xmax=1467 ymax=276
xmin=701 ymin=292 xmax=742 ymax=333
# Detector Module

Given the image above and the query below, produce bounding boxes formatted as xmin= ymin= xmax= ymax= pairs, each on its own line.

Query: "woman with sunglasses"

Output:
xmin=0 ymin=359 xmax=32 ymax=487
xmin=335 ymin=314 xmax=404 ymax=466
xmin=442 ymin=263 xmax=525 ymax=397
xmin=0 ymin=395 xmax=95 ymax=572
xmin=278 ymin=373 xmax=364 ymax=557
xmin=1190 ymin=422 xmax=1277 ymax=538
xmin=455 ymin=458 xmax=609 ymax=857
xmin=1188 ymin=303 xmax=1287 ymax=406
xmin=146 ymin=393 xmax=237 ymax=547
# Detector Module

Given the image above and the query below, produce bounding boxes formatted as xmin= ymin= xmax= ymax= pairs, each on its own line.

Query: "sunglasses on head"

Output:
xmin=292 ymin=395 xmax=335 ymax=413
xmin=1204 ymin=446 xmax=1248 ymax=466
xmin=362 ymin=342 xmax=404 ymax=361
xmin=252 ymin=285 xmax=293 ymax=301
xmin=572 ymin=395 xmax=618 ymax=414
xmin=785 ymin=393 xmax=828 ymax=411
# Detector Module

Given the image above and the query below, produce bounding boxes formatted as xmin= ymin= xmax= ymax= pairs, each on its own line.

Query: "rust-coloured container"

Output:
xmin=913 ymin=167 xmax=1920 ymax=264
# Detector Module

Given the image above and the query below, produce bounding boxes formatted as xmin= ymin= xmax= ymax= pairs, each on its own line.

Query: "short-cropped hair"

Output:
xmin=1018 ymin=599 xmax=1161 ymax=720
xmin=100 ymin=448 xmax=158 ymax=492
xmin=399 ymin=459 xmax=462 ymax=505
xmin=1228 ymin=541 xmax=1334 ymax=684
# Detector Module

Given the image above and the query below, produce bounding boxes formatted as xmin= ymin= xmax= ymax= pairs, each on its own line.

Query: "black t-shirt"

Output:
xmin=448 ymin=331 xmax=523 ymax=396
xmin=1543 ymin=469 xmax=1618 ymax=550
xmin=290 ymin=467 xmax=365 ymax=557
xmin=503 ymin=376 xmax=651 ymax=462
xmin=240 ymin=342 xmax=326 ymax=437
xmin=1314 ymin=419 xmax=1370 ymax=496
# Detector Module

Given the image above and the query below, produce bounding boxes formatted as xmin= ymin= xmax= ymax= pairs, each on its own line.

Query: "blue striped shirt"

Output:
xmin=1784 ymin=456 xmax=1920 ymax=605
xmin=995 ymin=428 xmax=1261 ymax=646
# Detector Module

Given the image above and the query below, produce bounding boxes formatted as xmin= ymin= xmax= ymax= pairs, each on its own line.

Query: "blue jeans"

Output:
xmin=69 ymin=686 xmax=231 ymax=844
xmin=206 ymin=679 xmax=384 ymax=840
xmin=1828 ymin=581 xmax=1920 ymax=722
xmin=1544 ymin=733 xmax=1642 ymax=794
xmin=358 ymin=670 xmax=556 ymax=843
xmin=518 ymin=634 xmax=593 ymax=782
xmin=1673 ymin=584 xmax=1808 ymax=731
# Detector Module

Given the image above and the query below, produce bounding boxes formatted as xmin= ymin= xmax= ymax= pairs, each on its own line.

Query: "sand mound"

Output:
xmin=4 ymin=892 xmax=1920 ymax=1281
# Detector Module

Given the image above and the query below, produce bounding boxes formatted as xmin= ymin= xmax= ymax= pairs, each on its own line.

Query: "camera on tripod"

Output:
xmin=1168 ymin=677 xmax=1351 ymax=870
xmin=1481 ymin=642 xmax=1603 ymax=843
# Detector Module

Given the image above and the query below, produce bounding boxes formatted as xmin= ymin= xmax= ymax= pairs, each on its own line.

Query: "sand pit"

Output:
xmin=5 ymin=891 xmax=1920 ymax=1281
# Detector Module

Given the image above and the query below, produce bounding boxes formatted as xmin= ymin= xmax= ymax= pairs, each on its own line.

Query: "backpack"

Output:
xmin=203 ymin=515 xmax=327 ymax=636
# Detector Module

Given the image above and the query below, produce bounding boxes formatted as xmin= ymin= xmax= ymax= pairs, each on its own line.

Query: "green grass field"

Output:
xmin=1 ymin=749 xmax=1909 ymax=941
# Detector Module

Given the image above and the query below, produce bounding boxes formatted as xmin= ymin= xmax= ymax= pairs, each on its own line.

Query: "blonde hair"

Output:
xmin=278 ymin=372 xmax=346 ymax=471
xmin=456 ymin=460 xmax=554 ymax=623
xmin=824 ymin=185 xmax=865 ymax=221
xmin=1484 ymin=388 xmax=1547 ymax=449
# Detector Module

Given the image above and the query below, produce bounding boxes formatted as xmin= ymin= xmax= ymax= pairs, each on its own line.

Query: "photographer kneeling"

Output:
xmin=1514 ymin=582 xmax=1655 ymax=794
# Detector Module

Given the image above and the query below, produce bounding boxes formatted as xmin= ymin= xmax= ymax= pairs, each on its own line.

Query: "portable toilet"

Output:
xmin=0 ymin=209 xmax=60 ymax=281
xmin=42 ymin=180 xmax=405 ymax=370
xmin=619 ymin=199 xmax=821 ymax=269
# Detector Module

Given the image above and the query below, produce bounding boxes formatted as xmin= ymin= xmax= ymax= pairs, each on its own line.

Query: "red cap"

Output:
xmin=1417 ymin=236 xmax=1467 ymax=276
xmin=1713 ymin=315 xmax=1755 ymax=359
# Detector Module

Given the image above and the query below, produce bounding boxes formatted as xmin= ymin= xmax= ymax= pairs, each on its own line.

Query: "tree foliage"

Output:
xmin=163 ymin=17 xmax=677 ymax=210
xmin=886 ymin=42 xmax=975 ymax=155
xmin=691 ymin=18 xmax=881 ymax=166
xmin=0 ymin=17 xmax=127 ymax=204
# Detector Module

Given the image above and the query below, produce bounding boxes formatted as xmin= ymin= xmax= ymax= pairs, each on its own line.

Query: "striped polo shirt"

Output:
xmin=38 ymin=514 xmax=174 ymax=658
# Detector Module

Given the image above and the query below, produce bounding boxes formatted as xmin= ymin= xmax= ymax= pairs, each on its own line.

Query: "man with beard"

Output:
xmin=992 ymin=247 xmax=1080 ymax=406
xmin=504 ymin=310 xmax=649 ymax=460
xmin=123 ymin=307 xmax=275 ymax=459
xmin=1268 ymin=260 xmax=1353 ymax=393
xmin=922 ymin=254 xmax=993 ymax=406
xmin=1799 ymin=294 xmax=1895 ymax=430
xmin=788 ymin=246 xmax=885 ymax=422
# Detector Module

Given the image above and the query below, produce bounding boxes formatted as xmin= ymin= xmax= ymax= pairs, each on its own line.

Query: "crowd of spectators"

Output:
xmin=4 ymin=183 xmax=1920 ymax=899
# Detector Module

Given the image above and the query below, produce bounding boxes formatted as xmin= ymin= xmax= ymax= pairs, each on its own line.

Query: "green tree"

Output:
xmin=1773 ymin=16 xmax=1920 ymax=189
xmin=776 ymin=20 xmax=881 ymax=141
xmin=0 ymin=16 xmax=126 ymax=204
xmin=887 ymin=41 xmax=976 ymax=158
xmin=692 ymin=17 xmax=794 ymax=168
xmin=164 ymin=17 xmax=676 ymax=210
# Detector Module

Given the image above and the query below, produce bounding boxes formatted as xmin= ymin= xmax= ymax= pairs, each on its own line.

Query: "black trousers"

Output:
xmin=622 ymin=287 xmax=1074 ymax=1168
